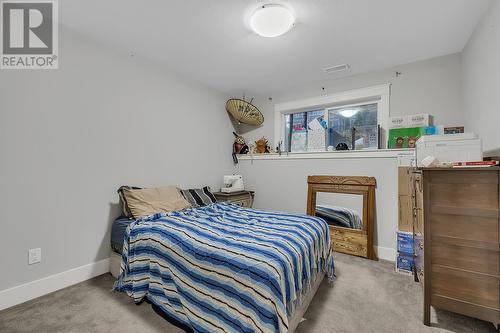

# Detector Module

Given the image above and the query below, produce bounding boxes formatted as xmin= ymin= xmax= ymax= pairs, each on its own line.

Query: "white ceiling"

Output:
xmin=61 ymin=0 xmax=492 ymax=96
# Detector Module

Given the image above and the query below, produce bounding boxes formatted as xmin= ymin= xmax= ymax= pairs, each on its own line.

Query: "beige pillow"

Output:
xmin=122 ymin=186 xmax=191 ymax=219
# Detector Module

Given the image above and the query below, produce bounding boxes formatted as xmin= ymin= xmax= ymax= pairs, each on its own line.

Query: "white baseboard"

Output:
xmin=0 ymin=247 xmax=394 ymax=311
xmin=376 ymin=246 xmax=396 ymax=262
xmin=0 ymin=258 xmax=110 ymax=311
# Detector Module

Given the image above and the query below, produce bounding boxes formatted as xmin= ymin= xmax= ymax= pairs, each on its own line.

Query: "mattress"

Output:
xmin=111 ymin=216 xmax=133 ymax=254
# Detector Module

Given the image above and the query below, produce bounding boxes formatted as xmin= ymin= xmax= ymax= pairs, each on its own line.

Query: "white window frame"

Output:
xmin=274 ymin=84 xmax=391 ymax=151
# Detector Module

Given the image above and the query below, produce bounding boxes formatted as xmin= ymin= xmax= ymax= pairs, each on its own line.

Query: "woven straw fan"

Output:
xmin=225 ymin=98 xmax=264 ymax=126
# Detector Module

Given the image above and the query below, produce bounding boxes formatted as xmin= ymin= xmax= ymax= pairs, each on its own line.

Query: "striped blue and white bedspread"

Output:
xmin=114 ymin=203 xmax=334 ymax=333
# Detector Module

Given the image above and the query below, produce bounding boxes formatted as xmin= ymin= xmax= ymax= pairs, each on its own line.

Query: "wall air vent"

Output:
xmin=324 ymin=64 xmax=350 ymax=74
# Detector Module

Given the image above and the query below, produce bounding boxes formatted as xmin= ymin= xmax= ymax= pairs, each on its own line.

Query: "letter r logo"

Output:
xmin=2 ymin=2 xmax=53 ymax=54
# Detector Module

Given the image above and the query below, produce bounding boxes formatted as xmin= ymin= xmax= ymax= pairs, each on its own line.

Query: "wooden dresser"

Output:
xmin=422 ymin=168 xmax=499 ymax=327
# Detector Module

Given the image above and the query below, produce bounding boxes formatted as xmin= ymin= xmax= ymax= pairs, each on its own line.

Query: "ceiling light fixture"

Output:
xmin=250 ymin=4 xmax=295 ymax=38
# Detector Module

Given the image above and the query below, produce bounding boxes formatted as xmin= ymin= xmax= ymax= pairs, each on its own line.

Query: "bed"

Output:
xmin=112 ymin=203 xmax=334 ymax=333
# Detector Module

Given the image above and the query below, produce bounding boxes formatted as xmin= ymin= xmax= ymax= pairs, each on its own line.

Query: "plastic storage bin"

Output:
xmin=396 ymin=252 xmax=414 ymax=273
xmin=397 ymin=231 xmax=414 ymax=254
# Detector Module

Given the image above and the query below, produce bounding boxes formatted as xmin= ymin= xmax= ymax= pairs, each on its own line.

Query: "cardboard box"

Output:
xmin=398 ymin=195 xmax=413 ymax=233
xmin=407 ymin=114 xmax=433 ymax=127
xmin=398 ymin=167 xmax=414 ymax=233
xmin=389 ymin=114 xmax=433 ymax=130
xmin=398 ymin=167 xmax=413 ymax=196
xmin=388 ymin=127 xmax=427 ymax=149
xmin=388 ymin=116 xmax=408 ymax=129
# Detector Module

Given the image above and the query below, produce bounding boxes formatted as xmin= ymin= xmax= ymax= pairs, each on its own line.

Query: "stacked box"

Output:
xmin=396 ymin=167 xmax=424 ymax=277
xmin=397 ymin=253 xmax=414 ymax=273
xmin=388 ymin=127 xmax=427 ymax=149
xmin=407 ymin=114 xmax=432 ymax=127
xmin=397 ymin=231 xmax=414 ymax=253
xmin=387 ymin=114 xmax=436 ymax=149
xmin=388 ymin=114 xmax=433 ymax=129
xmin=388 ymin=116 xmax=408 ymax=129
xmin=398 ymin=167 xmax=414 ymax=233
xmin=396 ymin=231 xmax=414 ymax=274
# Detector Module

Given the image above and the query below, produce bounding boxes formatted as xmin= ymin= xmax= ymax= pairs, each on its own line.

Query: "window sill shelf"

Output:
xmin=237 ymin=148 xmax=415 ymax=161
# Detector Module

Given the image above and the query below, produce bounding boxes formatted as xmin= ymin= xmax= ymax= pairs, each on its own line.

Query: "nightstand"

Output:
xmin=213 ymin=190 xmax=255 ymax=208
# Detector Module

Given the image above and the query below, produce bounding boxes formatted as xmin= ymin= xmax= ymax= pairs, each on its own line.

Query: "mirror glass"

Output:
xmin=315 ymin=192 xmax=363 ymax=230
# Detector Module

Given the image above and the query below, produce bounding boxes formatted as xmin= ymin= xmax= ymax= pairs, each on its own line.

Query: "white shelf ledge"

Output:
xmin=237 ymin=148 xmax=415 ymax=161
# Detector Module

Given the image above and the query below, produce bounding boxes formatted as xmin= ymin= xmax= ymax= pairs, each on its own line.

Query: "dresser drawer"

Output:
xmin=431 ymin=242 xmax=500 ymax=276
xmin=231 ymin=199 xmax=252 ymax=208
xmin=431 ymin=265 xmax=499 ymax=309
xmin=430 ymin=184 xmax=498 ymax=210
xmin=430 ymin=214 xmax=499 ymax=243
xmin=429 ymin=170 xmax=498 ymax=185
xmin=429 ymin=171 xmax=498 ymax=210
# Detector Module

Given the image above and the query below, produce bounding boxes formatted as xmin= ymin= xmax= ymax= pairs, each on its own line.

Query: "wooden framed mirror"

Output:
xmin=307 ymin=175 xmax=377 ymax=260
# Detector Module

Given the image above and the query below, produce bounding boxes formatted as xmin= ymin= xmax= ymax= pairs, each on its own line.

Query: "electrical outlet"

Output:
xmin=28 ymin=248 xmax=41 ymax=265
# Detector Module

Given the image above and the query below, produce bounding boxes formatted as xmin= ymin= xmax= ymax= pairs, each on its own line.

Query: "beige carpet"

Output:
xmin=0 ymin=253 xmax=496 ymax=333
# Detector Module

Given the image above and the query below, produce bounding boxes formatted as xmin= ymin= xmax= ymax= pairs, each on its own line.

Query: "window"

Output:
xmin=284 ymin=103 xmax=378 ymax=152
xmin=327 ymin=103 xmax=379 ymax=150
xmin=284 ymin=109 xmax=326 ymax=152
xmin=275 ymin=84 xmax=390 ymax=152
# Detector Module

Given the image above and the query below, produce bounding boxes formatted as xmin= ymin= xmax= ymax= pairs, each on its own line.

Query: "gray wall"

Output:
xmin=237 ymin=53 xmax=464 ymax=144
xmin=0 ymin=28 xmax=233 ymax=291
xmin=462 ymin=0 xmax=500 ymax=153
xmin=236 ymin=157 xmax=399 ymax=259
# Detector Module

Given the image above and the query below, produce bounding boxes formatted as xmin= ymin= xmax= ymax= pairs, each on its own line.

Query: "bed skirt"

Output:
xmin=287 ymin=270 xmax=325 ymax=333
xmin=110 ymin=251 xmax=121 ymax=279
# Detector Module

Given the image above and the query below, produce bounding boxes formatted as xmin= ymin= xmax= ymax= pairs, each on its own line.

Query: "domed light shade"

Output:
xmin=250 ymin=4 xmax=295 ymax=38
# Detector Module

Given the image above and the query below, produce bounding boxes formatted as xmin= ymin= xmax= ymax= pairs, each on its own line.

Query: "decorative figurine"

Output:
xmin=408 ymin=136 xmax=417 ymax=148
xmin=232 ymin=132 xmax=249 ymax=164
xmin=394 ymin=136 xmax=404 ymax=148
xmin=253 ymin=137 xmax=271 ymax=154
